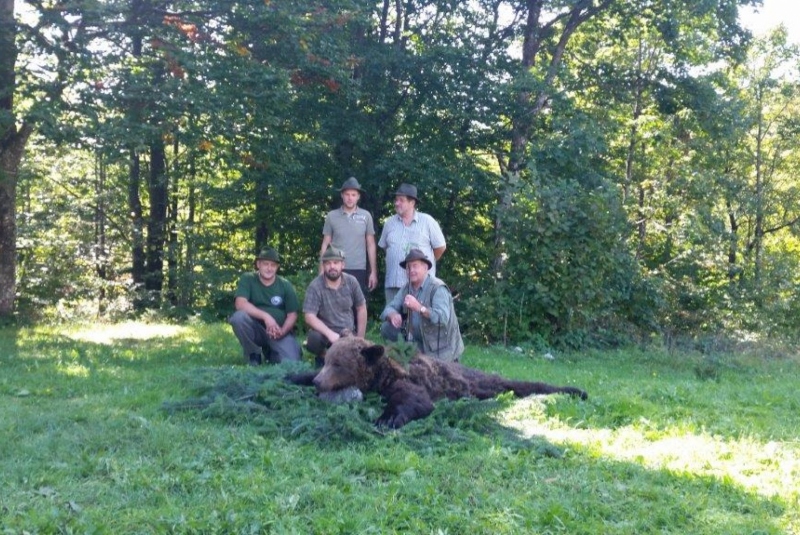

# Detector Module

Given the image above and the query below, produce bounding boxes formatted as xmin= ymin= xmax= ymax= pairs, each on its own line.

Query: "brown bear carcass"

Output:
xmin=287 ymin=336 xmax=588 ymax=429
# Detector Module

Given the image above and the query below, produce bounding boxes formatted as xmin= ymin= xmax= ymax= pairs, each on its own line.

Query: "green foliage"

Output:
xmin=462 ymin=174 xmax=649 ymax=348
xmin=9 ymin=0 xmax=800 ymax=350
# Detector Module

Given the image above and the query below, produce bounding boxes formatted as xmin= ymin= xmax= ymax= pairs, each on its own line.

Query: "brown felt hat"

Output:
xmin=399 ymin=248 xmax=432 ymax=269
xmin=394 ymin=183 xmax=418 ymax=202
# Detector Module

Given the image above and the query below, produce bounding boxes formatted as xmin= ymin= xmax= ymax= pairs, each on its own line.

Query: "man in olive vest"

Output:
xmin=379 ymin=248 xmax=463 ymax=362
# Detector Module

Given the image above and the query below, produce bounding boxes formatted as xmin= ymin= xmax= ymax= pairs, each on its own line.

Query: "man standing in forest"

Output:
xmin=319 ymin=177 xmax=378 ymax=297
xmin=229 ymin=247 xmax=302 ymax=365
xmin=304 ymin=246 xmax=367 ymax=366
xmin=378 ymin=183 xmax=446 ymax=304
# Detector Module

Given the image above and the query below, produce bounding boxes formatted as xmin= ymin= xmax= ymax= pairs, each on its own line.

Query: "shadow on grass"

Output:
xmin=0 ymin=325 xmax=21 ymax=359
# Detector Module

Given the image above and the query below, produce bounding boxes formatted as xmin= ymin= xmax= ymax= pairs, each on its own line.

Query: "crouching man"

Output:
xmin=229 ymin=247 xmax=302 ymax=365
xmin=380 ymin=248 xmax=463 ymax=362
xmin=303 ymin=246 xmax=367 ymax=366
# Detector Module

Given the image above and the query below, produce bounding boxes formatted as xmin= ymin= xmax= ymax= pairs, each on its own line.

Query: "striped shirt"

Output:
xmin=378 ymin=211 xmax=446 ymax=288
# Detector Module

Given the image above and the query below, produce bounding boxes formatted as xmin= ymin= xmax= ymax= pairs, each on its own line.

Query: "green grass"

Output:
xmin=1 ymin=322 xmax=798 ymax=534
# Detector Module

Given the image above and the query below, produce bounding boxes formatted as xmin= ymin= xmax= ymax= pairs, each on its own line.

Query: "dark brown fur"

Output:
xmin=287 ymin=336 xmax=587 ymax=429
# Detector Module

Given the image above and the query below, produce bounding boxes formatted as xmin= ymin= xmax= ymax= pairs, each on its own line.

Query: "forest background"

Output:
xmin=2 ymin=0 xmax=800 ymax=350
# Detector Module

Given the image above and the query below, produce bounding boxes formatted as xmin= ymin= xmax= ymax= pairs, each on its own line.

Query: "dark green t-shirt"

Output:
xmin=234 ymin=272 xmax=300 ymax=325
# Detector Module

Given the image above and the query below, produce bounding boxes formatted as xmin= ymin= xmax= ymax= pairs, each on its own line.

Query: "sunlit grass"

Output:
xmin=502 ymin=397 xmax=799 ymax=500
xmin=65 ymin=322 xmax=190 ymax=345
xmin=57 ymin=361 xmax=91 ymax=377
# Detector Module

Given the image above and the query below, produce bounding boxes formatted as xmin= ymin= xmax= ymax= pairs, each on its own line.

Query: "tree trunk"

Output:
xmin=127 ymin=8 xmax=147 ymax=306
xmin=145 ymin=138 xmax=168 ymax=298
xmin=254 ymin=170 xmax=272 ymax=248
xmin=0 ymin=0 xmax=33 ymax=318
xmin=753 ymin=100 xmax=764 ymax=297
xmin=167 ymin=194 xmax=178 ymax=306
xmin=0 ymin=126 xmax=31 ymax=318
xmin=166 ymin=136 xmax=179 ymax=307
xmin=94 ymin=152 xmax=109 ymax=314
xmin=129 ymin=151 xmax=146 ymax=293
xmin=726 ymin=198 xmax=740 ymax=284
xmin=183 ymin=158 xmax=197 ymax=308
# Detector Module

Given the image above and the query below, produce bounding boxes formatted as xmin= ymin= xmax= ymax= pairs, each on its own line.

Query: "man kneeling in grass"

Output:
xmin=229 ymin=247 xmax=302 ymax=366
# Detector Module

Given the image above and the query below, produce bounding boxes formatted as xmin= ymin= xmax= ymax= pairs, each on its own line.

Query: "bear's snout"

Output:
xmin=312 ymin=371 xmax=332 ymax=392
xmin=312 ymin=374 xmax=323 ymax=390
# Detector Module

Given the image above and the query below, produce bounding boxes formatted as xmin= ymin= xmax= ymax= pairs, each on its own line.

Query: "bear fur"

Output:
xmin=287 ymin=336 xmax=587 ymax=429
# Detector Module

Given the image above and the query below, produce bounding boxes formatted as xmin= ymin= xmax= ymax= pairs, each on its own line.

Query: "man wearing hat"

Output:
xmin=380 ymin=248 xmax=463 ymax=362
xmin=319 ymin=176 xmax=378 ymax=297
xmin=303 ymin=245 xmax=367 ymax=365
xmin=378 ymin=182 xmax=446 ymax=305
xmin=229 ymin=247 xmax=302 ymax=365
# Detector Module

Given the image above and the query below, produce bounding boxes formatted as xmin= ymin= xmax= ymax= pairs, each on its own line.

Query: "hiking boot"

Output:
xmin=248 ymin=352 xmax=262 ymax=366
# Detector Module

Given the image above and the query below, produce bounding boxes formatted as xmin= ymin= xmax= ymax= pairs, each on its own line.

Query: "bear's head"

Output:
xmin=312 ymin=336 xmax=389 ymax=393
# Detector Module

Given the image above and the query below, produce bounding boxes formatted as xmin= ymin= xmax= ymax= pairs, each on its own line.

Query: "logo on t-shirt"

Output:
xmin=351 ymin=214 xmax=368 ymax=227
xmin=271 ymin=296 xmax=284 ymax=307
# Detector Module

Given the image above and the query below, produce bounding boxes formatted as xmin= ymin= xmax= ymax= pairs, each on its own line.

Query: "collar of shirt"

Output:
xmin=339 ymin=206 xmax=360 ymax=216
xmin=396 ymin=210 xmax=418 ymax=224
xmin=410 ymin=274 xmax=431 ymax=296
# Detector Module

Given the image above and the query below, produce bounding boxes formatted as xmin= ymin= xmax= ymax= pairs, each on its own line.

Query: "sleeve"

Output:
xmin=427 ymin=215 xmax=446 ymax=249
xmin=377 ymin=219 xmax=388 ymax=249
xmin=302 ymin=280 xmax=321 ymax=314
xmin=428 ymin=283 xmax=451 ymax=326
xmin=234 ymin=274 xmax=251 ymax=299
xmin=351 ymin=278 xmax=366 ymax=307
xmin=380 ymin=285 xmax=406 ymax=320
xmin=364 ymin=210 xmax=376 ymax=236
xmin=284 ymin=279 xmax=300 ymax=313
xmin=322 ymin=212 xmax=332 ymax=236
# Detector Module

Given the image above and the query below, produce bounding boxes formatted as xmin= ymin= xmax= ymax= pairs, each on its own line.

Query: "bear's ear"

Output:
xmin=361 ymin=344 xmax=385 ymax=365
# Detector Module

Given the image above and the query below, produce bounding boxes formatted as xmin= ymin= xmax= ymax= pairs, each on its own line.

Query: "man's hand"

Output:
xmin=326 ymin=331 xmax=341 ymax=344
xmin=388 ymin=312 xmax=403 ymax=328
xmin=267 ymin=324 xmax=283 ymax=339
xmin=262 ymin=315 xmax=279 ymax=331
xmin=368 ymin=271 xmax=378 ymax=291
xmin=403 ymin=294 xmax=422 ymax=312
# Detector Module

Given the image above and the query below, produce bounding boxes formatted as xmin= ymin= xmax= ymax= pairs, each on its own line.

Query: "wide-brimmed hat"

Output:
xmin=394 ymin=183 xmax=418 ymax=202
xmin=399 ymin=248 xmax=432 ymax=269
xmin=339 ymin=177 xmax=363 ymax=193
xmin=321 ymin=245 xmax=346 ymax=262
xmin=256 ymin=247 xmax=280 ymax=263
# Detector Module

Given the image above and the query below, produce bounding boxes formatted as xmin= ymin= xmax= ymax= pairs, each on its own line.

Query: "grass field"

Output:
xmin=1 ymin=321 xmax=798 ymax=534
